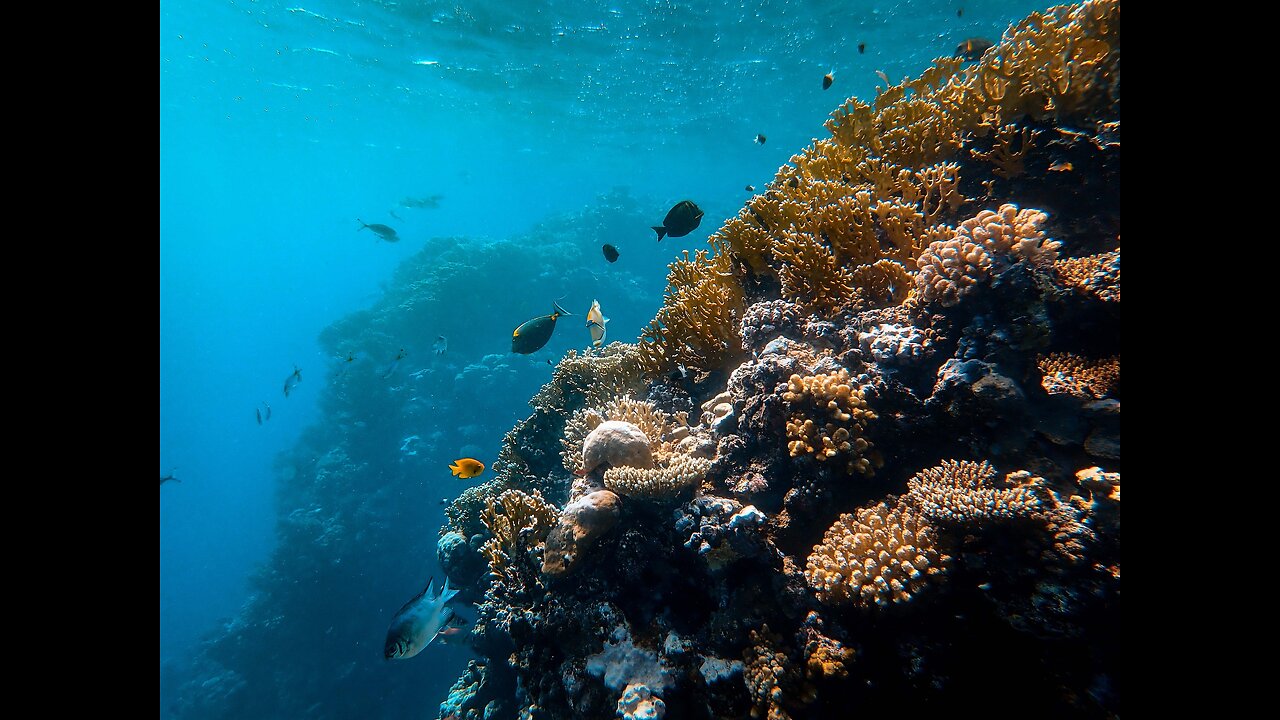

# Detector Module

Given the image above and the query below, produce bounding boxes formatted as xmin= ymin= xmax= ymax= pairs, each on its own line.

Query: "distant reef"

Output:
xmin=435 ymin=2 xmax=1120 ymax=719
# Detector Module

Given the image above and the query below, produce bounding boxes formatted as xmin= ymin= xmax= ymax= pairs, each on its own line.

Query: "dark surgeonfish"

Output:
xmin=755 ymin=134 xmax=766 ymax=145
xmin=955 ymin=37 xmax=994 ymax=60
xmin=652 ymin=200 xmax=704 ymax=241
xmin=512 ymin=301 xmax=571 ymax=354
xmin=384 ymin=576 xmax=461 ymax=660
xmin=823 ymin=70 xmax=834 ymax=90
xmin=400 ymin=195 xmax=443 ymax=209
xmin=602 ymin=244 xmax=620 ymax=263
xmin=284 ymin=365 xmax=302 ymax=397
xmin=358 ymin=219 xmax=400 ymax=242
xmin=160 ymin=470 xmax=180 ymax=486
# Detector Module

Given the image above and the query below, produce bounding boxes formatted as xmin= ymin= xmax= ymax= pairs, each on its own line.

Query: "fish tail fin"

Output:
xmin=357 ymin=218 xmax=368 ymax=230
xmin=652 ymin=226 xmax=667 ymax=241
xmin=440 ymin=576 xmax=461 ymax=605
xmin=552 ymin=300 xmax=572 ymax=316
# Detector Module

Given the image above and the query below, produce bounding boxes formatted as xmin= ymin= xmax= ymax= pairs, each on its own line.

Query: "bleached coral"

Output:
xmin=587 ymin=625 xmax=672 ymax=692
xmin=617 ymin=683 xmax=666 ymax=720
xmin=858 ymin=322 xmax=932 ymax=365
xmin=906 ymin=460 xmax=1042 ymax=524
xmin=805 ymin=499 xmax=950 ymax=607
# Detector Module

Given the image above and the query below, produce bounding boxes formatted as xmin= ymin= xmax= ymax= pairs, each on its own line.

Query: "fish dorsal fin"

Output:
xmin=395 ymin=576 xmax=435 ymax=617
xmin=552 ymin=300 xmax=572 ymax=317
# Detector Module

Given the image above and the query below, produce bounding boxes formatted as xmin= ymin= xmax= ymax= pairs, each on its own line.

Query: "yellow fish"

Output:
xmin=586 ymin=299 xmax=609 ymax=348
xmin=449 ymin=458 xmax=485 ymax=479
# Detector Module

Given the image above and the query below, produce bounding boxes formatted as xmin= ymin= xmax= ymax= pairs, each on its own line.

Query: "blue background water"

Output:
xmin=160 ymin=1 xmax=1049 ymax=715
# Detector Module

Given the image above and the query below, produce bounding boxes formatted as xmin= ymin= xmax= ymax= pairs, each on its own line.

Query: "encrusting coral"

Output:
xmin=782 ymin=368 xmax=877 ymax=475
xmin=1038 ymin=352 xmax=1120 ymax=399
xmin=804 ymin=498 xmax=950 ymax=607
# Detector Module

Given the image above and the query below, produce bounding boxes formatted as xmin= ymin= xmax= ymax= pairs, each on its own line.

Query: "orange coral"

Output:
xmin=805 ymin=498 xmax=950 ymax=607
xmin=782 ymin=368 xmax=877 ymax=476
xmin=1055 ymin=249 xmax=1120 ymax=302
xmin=638 ymin=247 xmax=745 ymax=374
xmin=1038 ymin=352 xmax=1120 ymax=399
xmin=906 ymin=460 xmax=1043 ymax=524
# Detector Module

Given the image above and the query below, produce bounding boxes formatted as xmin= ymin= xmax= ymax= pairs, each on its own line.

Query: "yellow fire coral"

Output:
xmin=1055 ymin=249 xmax=1120 ymax=302
xmin=638 ymin=247 xmax=745 ymax=375
xmin=914 ymin=203 xmax=1056 ymax=306
xmin=1038 ymin=352 xmax=1120 ymax=399
xmin=628 ymin=0 xmax=1118 ymax=362
xmin=479 ymin=489 xmax=558 ymax=587
xmin=805 ymin=499 xmax=950 ymax=607
xmin=782 ymin=368 xmax=877 ymax=476
xmin=603 ymin=455 xmax=712 ymax=501
xmin=906 ymin=460 xmax=1043 ymax=524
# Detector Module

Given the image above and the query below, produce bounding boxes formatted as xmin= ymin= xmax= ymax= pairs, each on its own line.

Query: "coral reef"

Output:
xmin=906 ymin=459 xmax=1043 ymax=524
xmin=1038 ymin=352 xmax=1121 ymax=399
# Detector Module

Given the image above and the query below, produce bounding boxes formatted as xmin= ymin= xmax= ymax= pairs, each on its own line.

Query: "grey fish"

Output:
xmin=381 ymin=348 xmax=407 ymax=379
xmin=384 ymin=576 xmax=461 ymax=660
xmin=358 ymin=218 xmax=400 ymax=242
xmin=160 ymin=471 xmax=180 ymax=486
xmin=433 ymin=336 xmax=448 ymax=356
xmin=264 ymin=402 xmax=272 ymax=421
xmin=512 ymin=301 xmax=571 ymax=355
xmin=400 ymin=195 xmax=443 ymax=210
xmin=284 ymin=366 xmax=302 ymax=397
xmin=955 ymin=38 xmax=994 ymax=61
xmin=652 ymin=200 xmax=704 ymax=241
xmin=256 ymin=407 xmax=263 ymax=425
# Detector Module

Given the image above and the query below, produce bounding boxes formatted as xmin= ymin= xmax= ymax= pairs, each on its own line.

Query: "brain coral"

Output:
xmin=805 ymin=499 xmax=950 ymax=607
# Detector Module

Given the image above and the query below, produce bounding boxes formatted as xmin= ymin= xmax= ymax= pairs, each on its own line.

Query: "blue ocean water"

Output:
xmin=160 ymin=1 xmax=1054 ymax=716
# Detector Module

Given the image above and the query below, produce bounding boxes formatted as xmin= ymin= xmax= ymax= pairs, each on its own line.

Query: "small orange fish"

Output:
xmin=449 ymin=458 xmax=485 ymax=479
xmin=1049 ymin=161 xmax=1074 ymax=172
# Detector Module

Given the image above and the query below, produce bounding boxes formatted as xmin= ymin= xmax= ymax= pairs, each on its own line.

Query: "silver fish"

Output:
xmin=384 ymin=576 xmax=460 ymax=660
xmin=433 ymin=335 xmax=448 ymax=356
xmin=256 ymin=407 xmax=263 ymax=425
xmin=381 ymin=348 xmax=407 ymax=379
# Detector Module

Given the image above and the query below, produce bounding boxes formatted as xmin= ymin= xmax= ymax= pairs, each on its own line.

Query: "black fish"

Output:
xmin=745 ymin=184 xmax=755 ymax=192
xmin=284 ymin=366 xmax=302 ymax=397
xmin=602 ymin=244 xmax=620 ymax=263
xmin=160 ymin=471 xmax=180 ymax=486
xmin=958 ymin=8 xmax=964 ymax=18
xmin=652 ymin=200 xmax=704 ymax=241
xmin=954 ymin=38 xmax=994 ymax=61
xmin=823 ymin=71 xmax=834 ymax=90
xmin=858 ymin=42 xmax=866 ymax=54
xmin=755 ymin=134 xmax=766 ymax=145
xmin=358 ymin=219 xmax=400 ymax=242
xmin=512 ymin=301 xmax=572 ymax=354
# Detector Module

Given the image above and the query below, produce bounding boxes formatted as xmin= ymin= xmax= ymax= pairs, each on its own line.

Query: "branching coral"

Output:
xmin=805 ymin=498 xmax=950 ymax=607
xmin=604 ymin=455 xmax=711 ymax=502
xmin=914 ymin=203 xmax=1056 ymax=306
xmin=782 ymin=368 xmax=877 ymax=475
xmin=1007 ymin=467 xmax=1119 ymax=567
xmin=1055 ymin=249 xmax=1120 ymax=302
xmin=906 ymin=460 xmax=1043 ymax=524
xmin=638 ymin=247 xmax=745 ymax=374
xmin=1038 ymin=352 xmax=1120 ymax=399
xmin=970 ymin=124 xmax=1037 ymax=179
